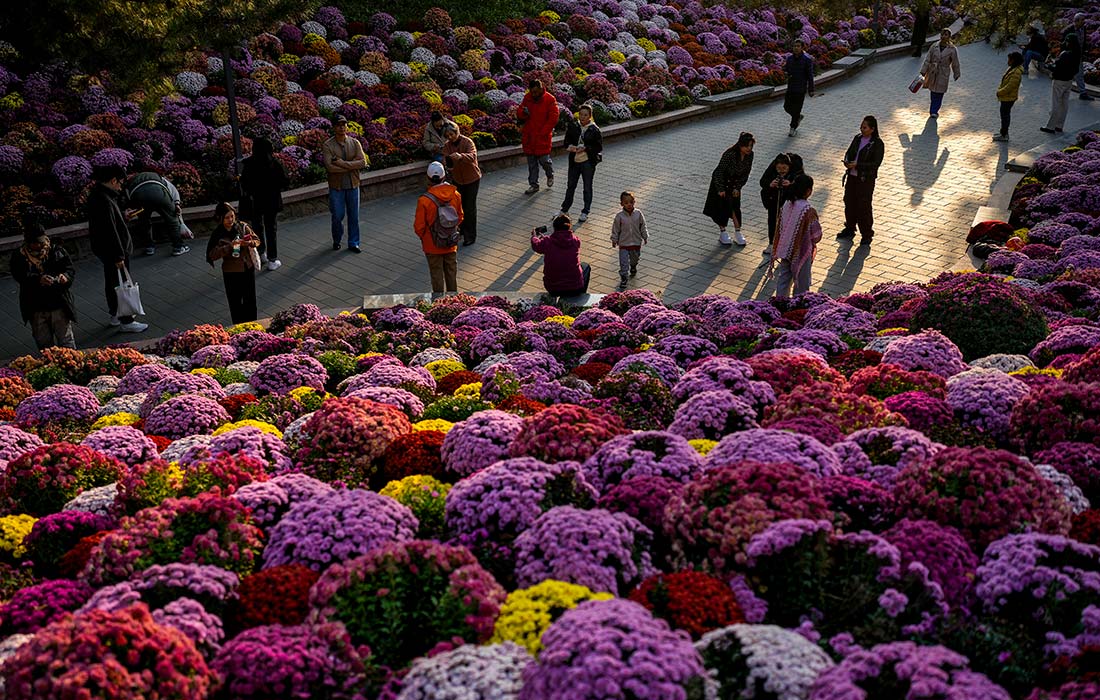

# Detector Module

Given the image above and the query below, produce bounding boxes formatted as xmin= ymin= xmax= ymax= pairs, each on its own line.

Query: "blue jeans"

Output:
xmin=329 ymin=188 xmax=360 ymax=247
xmin=929 ymin=91 xmax=945 ymax=115
xmin=1022 ymin=50 xmax=1044 ymax=72
xmin=527 ymin=154 xmax=553 ymax=187
xmin=1077 ymin=62 xmax=1089 ymax=93
xmin=560 ymin=161 xmax=595 ymax=214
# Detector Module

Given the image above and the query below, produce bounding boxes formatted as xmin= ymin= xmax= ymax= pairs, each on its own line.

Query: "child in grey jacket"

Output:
xmin=611 ymin=191 xmax=648 ymax=289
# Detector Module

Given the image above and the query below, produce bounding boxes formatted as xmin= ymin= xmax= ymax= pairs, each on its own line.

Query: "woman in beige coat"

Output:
xmin=921 ymin=29 xmax=961 ymax=118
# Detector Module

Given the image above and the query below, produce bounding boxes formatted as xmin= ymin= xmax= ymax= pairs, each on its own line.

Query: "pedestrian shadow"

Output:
xmin=487 ymin=248 xmax=541 ymax=290
xmin=899 ymin=116 xmax=950 ymax=206
xmin=662 ymin=244 xmax=738 ymax=300
xmin=819 ymin=241 xmax=870 ymax=296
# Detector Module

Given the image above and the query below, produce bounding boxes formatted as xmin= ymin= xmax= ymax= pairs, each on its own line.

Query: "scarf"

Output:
xmin=765 ymin=199 xmax=816 ymax=282
xmin=20 ymin=240 xmax=49 ymax=273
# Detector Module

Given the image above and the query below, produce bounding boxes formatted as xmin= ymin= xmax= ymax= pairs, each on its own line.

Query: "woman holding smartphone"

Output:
xmin=837 ymin=116 xmax=884 ymax=246
xmin=206 ymin=202 xmax=261 ymax=323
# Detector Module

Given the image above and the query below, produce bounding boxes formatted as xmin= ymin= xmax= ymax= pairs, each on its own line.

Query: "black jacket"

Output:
xmin=1024 ymin=33 xmax=1049 ymax=58
xmin=844 ymin=134 xmax=885 ymax=181
xmin=240 ymin=155 xmax=289 ymax=214
xmin=86 ymin=183 xmax=133 ymax=263
xmin=10 ymin=244 xmax=76 ymax=323
xmin=759 ymin=154 xmax=805 ymax=209
xmin=564 ymin=120 xmax=603 ymax=165
xmin=1052 ymin=48 xmax=1080 ymax=81
xmin=784 ymin=52 xmax=815 ymax=94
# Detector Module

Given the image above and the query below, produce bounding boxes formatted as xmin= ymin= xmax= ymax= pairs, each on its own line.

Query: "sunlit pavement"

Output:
xmin=3 ymin=41 xmax=1097 ymax=358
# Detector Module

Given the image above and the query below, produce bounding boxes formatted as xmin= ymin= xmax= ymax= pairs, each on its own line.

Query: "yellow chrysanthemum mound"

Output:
xmin=425 ymin=358 xmax=466 ymax=379
xmin=688 ymin=439 xmax=718 ymax=456
xmin=213 ymin=419 xmax=283 ymax=439
xmin=413 ymin=418 xmax=455 ymax=433
xmin=491 ymin=580 xmax=614 ymax=655
xmin=91 ymin=412 xmax=141 ymax=430
xmin=0 ymin=514 xmax=37 ymax=558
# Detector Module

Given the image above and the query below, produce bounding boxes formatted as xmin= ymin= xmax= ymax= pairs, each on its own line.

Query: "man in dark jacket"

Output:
xmin=1068 ymin=13 xmax=1095 ymax=101
xmin=87 ymin=164 xmax=147 ymax=333
xmin=1020 ymin=26 xmax=1049 ymax=74
xmin=784 ymin=40 xmax=816 ymax=137
xmin=9 ymin=223 xmax=77 ymax=349
xmin=124 ymin=171 xmax=190 ymax=257
xmin=1042 ymin=40 xmax=1081 ymax=133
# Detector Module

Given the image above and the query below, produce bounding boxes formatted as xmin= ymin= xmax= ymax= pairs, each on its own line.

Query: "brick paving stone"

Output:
xmin=3 ymin=42 xmax=1098 ymax=359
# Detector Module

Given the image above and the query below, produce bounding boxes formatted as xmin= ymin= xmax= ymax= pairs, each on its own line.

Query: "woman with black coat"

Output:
xmin=703 ymin=132 xmax=755 ymax=246
xmin=206 ymin=202 xmax=261 ymax=323
xmin=759 ymin=152 xmax=804 ymax=245
xmin=837 ymin=116 xmax=885 ymax=246
xmin=239 ymin=137 xmax=289 ymax=271
xmin=558 ymin=104 xmax=603 ymax=223
xmin=9 ymin=224 xmax=77 ymax=349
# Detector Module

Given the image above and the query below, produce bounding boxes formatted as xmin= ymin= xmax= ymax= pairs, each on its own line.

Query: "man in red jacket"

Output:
xmin=519 ymin=80 xmax=559 ymax=195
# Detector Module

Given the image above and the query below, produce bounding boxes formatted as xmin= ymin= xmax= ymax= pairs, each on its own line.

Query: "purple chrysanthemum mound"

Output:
xmin=705 ymin=428 xmax=842 ymax=477
xmin=15 ymin=383 xmax=100 ymax=425
xmin=884 ymin=391 xmax=955 ymax=432
xmin=610 ymin=351 xmax=683 ymax=387
xmin=145 ymin=394 xmax=230 ymax=440
xmin=0 ymin=579 xmax=94 ymax=634
xmin=212 ymin=622 xmax=367 ymax=699
xmin=880 ymin=330 xmax=969 ymax=378
xmin=809 ymin=641 xmax=1011 ymax=700
xmin=664 ymin=460 xmax=831 ymax=573
xmin=233 ymin=472 xmax=333 ymax=528
xmin=1036 ymin=442 xmax=1100 ymax=504
xmin=519 ymin=598 xmax=709 ymax=700
xmin=581 ymin=431 xmax=703 ymax=492
xmin=597 ymin=476 xmax=684 ymax=542
xmin=671 ymin=356 xmax=776 ymax=413
xmin=116 ymin=363 xmax=178 ymax=395
xmin=1010 ymin=382 xmax=1100 ymax=455
xmin=514 ymin=506 xmax=656 ymax=595
xmin=445 ymin=457 xmax=597 ymax=542
xmin=81 ymin=425 xmax=159 ymax=466
xmin=819 ymin=475 xmax=896 ymax=532
xmin=440 ymin=409 xmax=526 ymax=478
xmin=838 ymin=426 xmax=943 ymax=487
xmin=668 ymin=389 xmax=759 ymax=440
xmin=945 ymin=368 xmax=1030 ymax=443
xmin=139 ymin=373 xmax=225 ymax=417
xmin=892 ymin=447 xmax=1072 ymax=550
xmin=342 ymin=385 xmax=424 ymax=419
xmin=263 ymin=488 xmax=418 ymax=571
xmin=884 ymin=518 xmax=979 ymax=608
xmin=249 ymin=353 xmax=329 ymax=395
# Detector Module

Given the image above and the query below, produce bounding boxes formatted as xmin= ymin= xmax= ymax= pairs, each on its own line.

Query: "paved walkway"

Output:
xmin=3 ymin=42 xmax=1098 ymax=359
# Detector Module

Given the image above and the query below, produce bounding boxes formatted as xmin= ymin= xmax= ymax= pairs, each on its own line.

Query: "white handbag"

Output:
xmin=115 ymin=268 xmax=145 ymax=317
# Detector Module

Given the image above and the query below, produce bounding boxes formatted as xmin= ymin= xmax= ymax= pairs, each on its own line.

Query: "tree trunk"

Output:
xmin=222 ymin=48 xmax=244 ymax=179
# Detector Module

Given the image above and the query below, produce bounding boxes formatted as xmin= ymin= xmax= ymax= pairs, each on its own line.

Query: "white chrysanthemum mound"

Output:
xmin=695 ymin=624 xmax=834 ymax=700
xmin=396 ymin=642 xmax=532 ymax=700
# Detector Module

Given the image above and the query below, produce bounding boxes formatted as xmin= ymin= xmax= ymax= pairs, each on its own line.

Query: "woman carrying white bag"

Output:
xmin=87 ymin=164 xmax=148 ymax=333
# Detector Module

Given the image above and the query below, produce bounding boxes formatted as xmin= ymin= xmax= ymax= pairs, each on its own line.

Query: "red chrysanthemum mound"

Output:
xmin=0 ymin=442 xmax=123 ymax=516
xmin=379 ymin=429 xmax=447 ymax=485
xmin=293 ymin=396 xmax=412 ymax=485
xmin=572 ymin=362 xmax=614 ymax=384
xmin=220 ymin=393 xmax=260 ymax=419
xmin=746 ymin=352 xmax=847 ymax=396
xmin=436 ymin=370 xmax=482 ymax=395
xmin=762 ymin=381 xmax=908 ymax=435
xmin=663 ymin=460 xmax=831 ymax=574
xmin=0 ymin=604 xmax=215 ymax=700
xmin=829 ymin=349 xmax=884 ymax=378
xmin=57 ymin=531 xmax=111 ymax=579
xmin=231 ymin=564 xmax=320 ymax=632
xmin=627 ymin=571 xmax=743 ymax=638
xmin=1010 ymin=382 xmax=1100 ymax=454
xmin=180 ymin=451 xmax=269 ymax=497
xmin=848 ymin=363 xmax=947 ymax=400
xmin=496 ymin=395 xmax=547 ymax=415
xmin=892 ymin=447 xmax=1072 ymax=551
xmin=1070 ymin=509 xmax=1100 ymax=546
xmin=509 ymin=403 xmax=629 ymax=463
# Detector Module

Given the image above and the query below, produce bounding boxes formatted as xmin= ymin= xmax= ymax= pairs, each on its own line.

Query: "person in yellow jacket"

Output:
xmin=993 ymin=52 xmax=1024 ymax=142
xmin=414 ymin=161 xmax=464 ymax=293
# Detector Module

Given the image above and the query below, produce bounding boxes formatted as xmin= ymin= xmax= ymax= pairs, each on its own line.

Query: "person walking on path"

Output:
xmin=124 ymin=171 xmax=190 ymax=257
xmin=993 ymin=52 xmax=1024 ymax=142
xmin=703 ymin=132 xmax=755 ymax=246
xmin=206 ymin=202 xmax=260 ymax=324
xmin=518 ymin=80 xmax=559 ymax=195
xmin=837 ymin=116 xmax=885 ymax=246
xmin=9 ymin=223 xmax=77 ymax=349
xmin=759 ymin=152 xmax=804 ymax=246
xmin=422 ymin=111 xmax=457 ymax=161
xmin=239 ymin=137 xmax=289 ymax=271
xmin=1042 ymin=40 xmax=1081 ymax=133
xmin=531 ymin=214 xmax=590 ymax=296
xmin=1069 ymin=13 xmax=1096 ymax=101
xmin=441 ymin=122 xmax=481 ymax=247
xmin=921 ymin=29 xmax=962 ymax=118
xmin=1020 ymin=26 xmax=1049 ymax=74
xmin=414 ymin=161 xmax=463 ymax=294
xmin=766 ymin=174 xmax=822 ymax=298
xmin=611 ymin=191 xmax=648 ymax=290
xmin=323 ymin=115 xmax=366 ymax=253
xmin=87 ymin=165 xmax=147 ymax=333
xmin=558 ymin=104 xmax=603 ymax=223
xmin=784 ymin=39 xmax=816 ymax=137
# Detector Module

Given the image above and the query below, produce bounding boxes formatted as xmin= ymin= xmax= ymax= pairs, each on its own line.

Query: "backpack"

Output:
xmin=423 ymin=192 xmax=461 ymax=248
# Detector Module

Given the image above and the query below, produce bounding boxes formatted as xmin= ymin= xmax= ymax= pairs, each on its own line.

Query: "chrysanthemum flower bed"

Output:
xmin=0 ymin=0 xmax=950 ymax=232
xmin=5 ymin=127 xmax=1100 ymax=696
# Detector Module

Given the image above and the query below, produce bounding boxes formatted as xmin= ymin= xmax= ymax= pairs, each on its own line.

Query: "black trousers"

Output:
xmin=223 ymin=270 xmax=257 ymax=324
xmin=784 ymin=90 xmax=807 ymax=128
xmin=101 ymin=257 xmax=134 ymax=324
xmin=843 ymin=176 xmax=877 ymax=241
xmin=251 ymin=210 xmax=278 ymax=260
xmin=1000 ymin=101 xmax=1015 ymax=136
xmin=548 ymin=262 xmax=591 ymax=297
xmin=456 ymin=180 xmax=479 ymax=244
xmin=765 ymin=199 xmax=780 ymax=244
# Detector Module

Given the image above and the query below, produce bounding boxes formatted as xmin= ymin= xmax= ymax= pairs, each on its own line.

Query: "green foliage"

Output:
xmin=955 ymin=0 xmax=1055 ymax=49
xmin=335 ymin=0 xmax=544 ymax=27
xmin=24 ymin=366 xmax=69 ymax=391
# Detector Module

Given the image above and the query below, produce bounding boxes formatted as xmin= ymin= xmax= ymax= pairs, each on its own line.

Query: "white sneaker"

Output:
xmin=260 ymin=253 xmax=269 ymax=265
xmin=108 ymin=315 xmax=121 ymax=327
xmin=719 ymin=230 xmax=732 ymax=246
xmin=119 ymin=321 xmax=149 ymax=333
xmin=733 ymin=230 xmax=747 ymax=246
xmin=267 ymin=259 xmax=282 ymax=271
xmin=578 ymin=212 xmax=588 ymax=222
xmin=788 ymin=128 xmax=797 ymax=137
